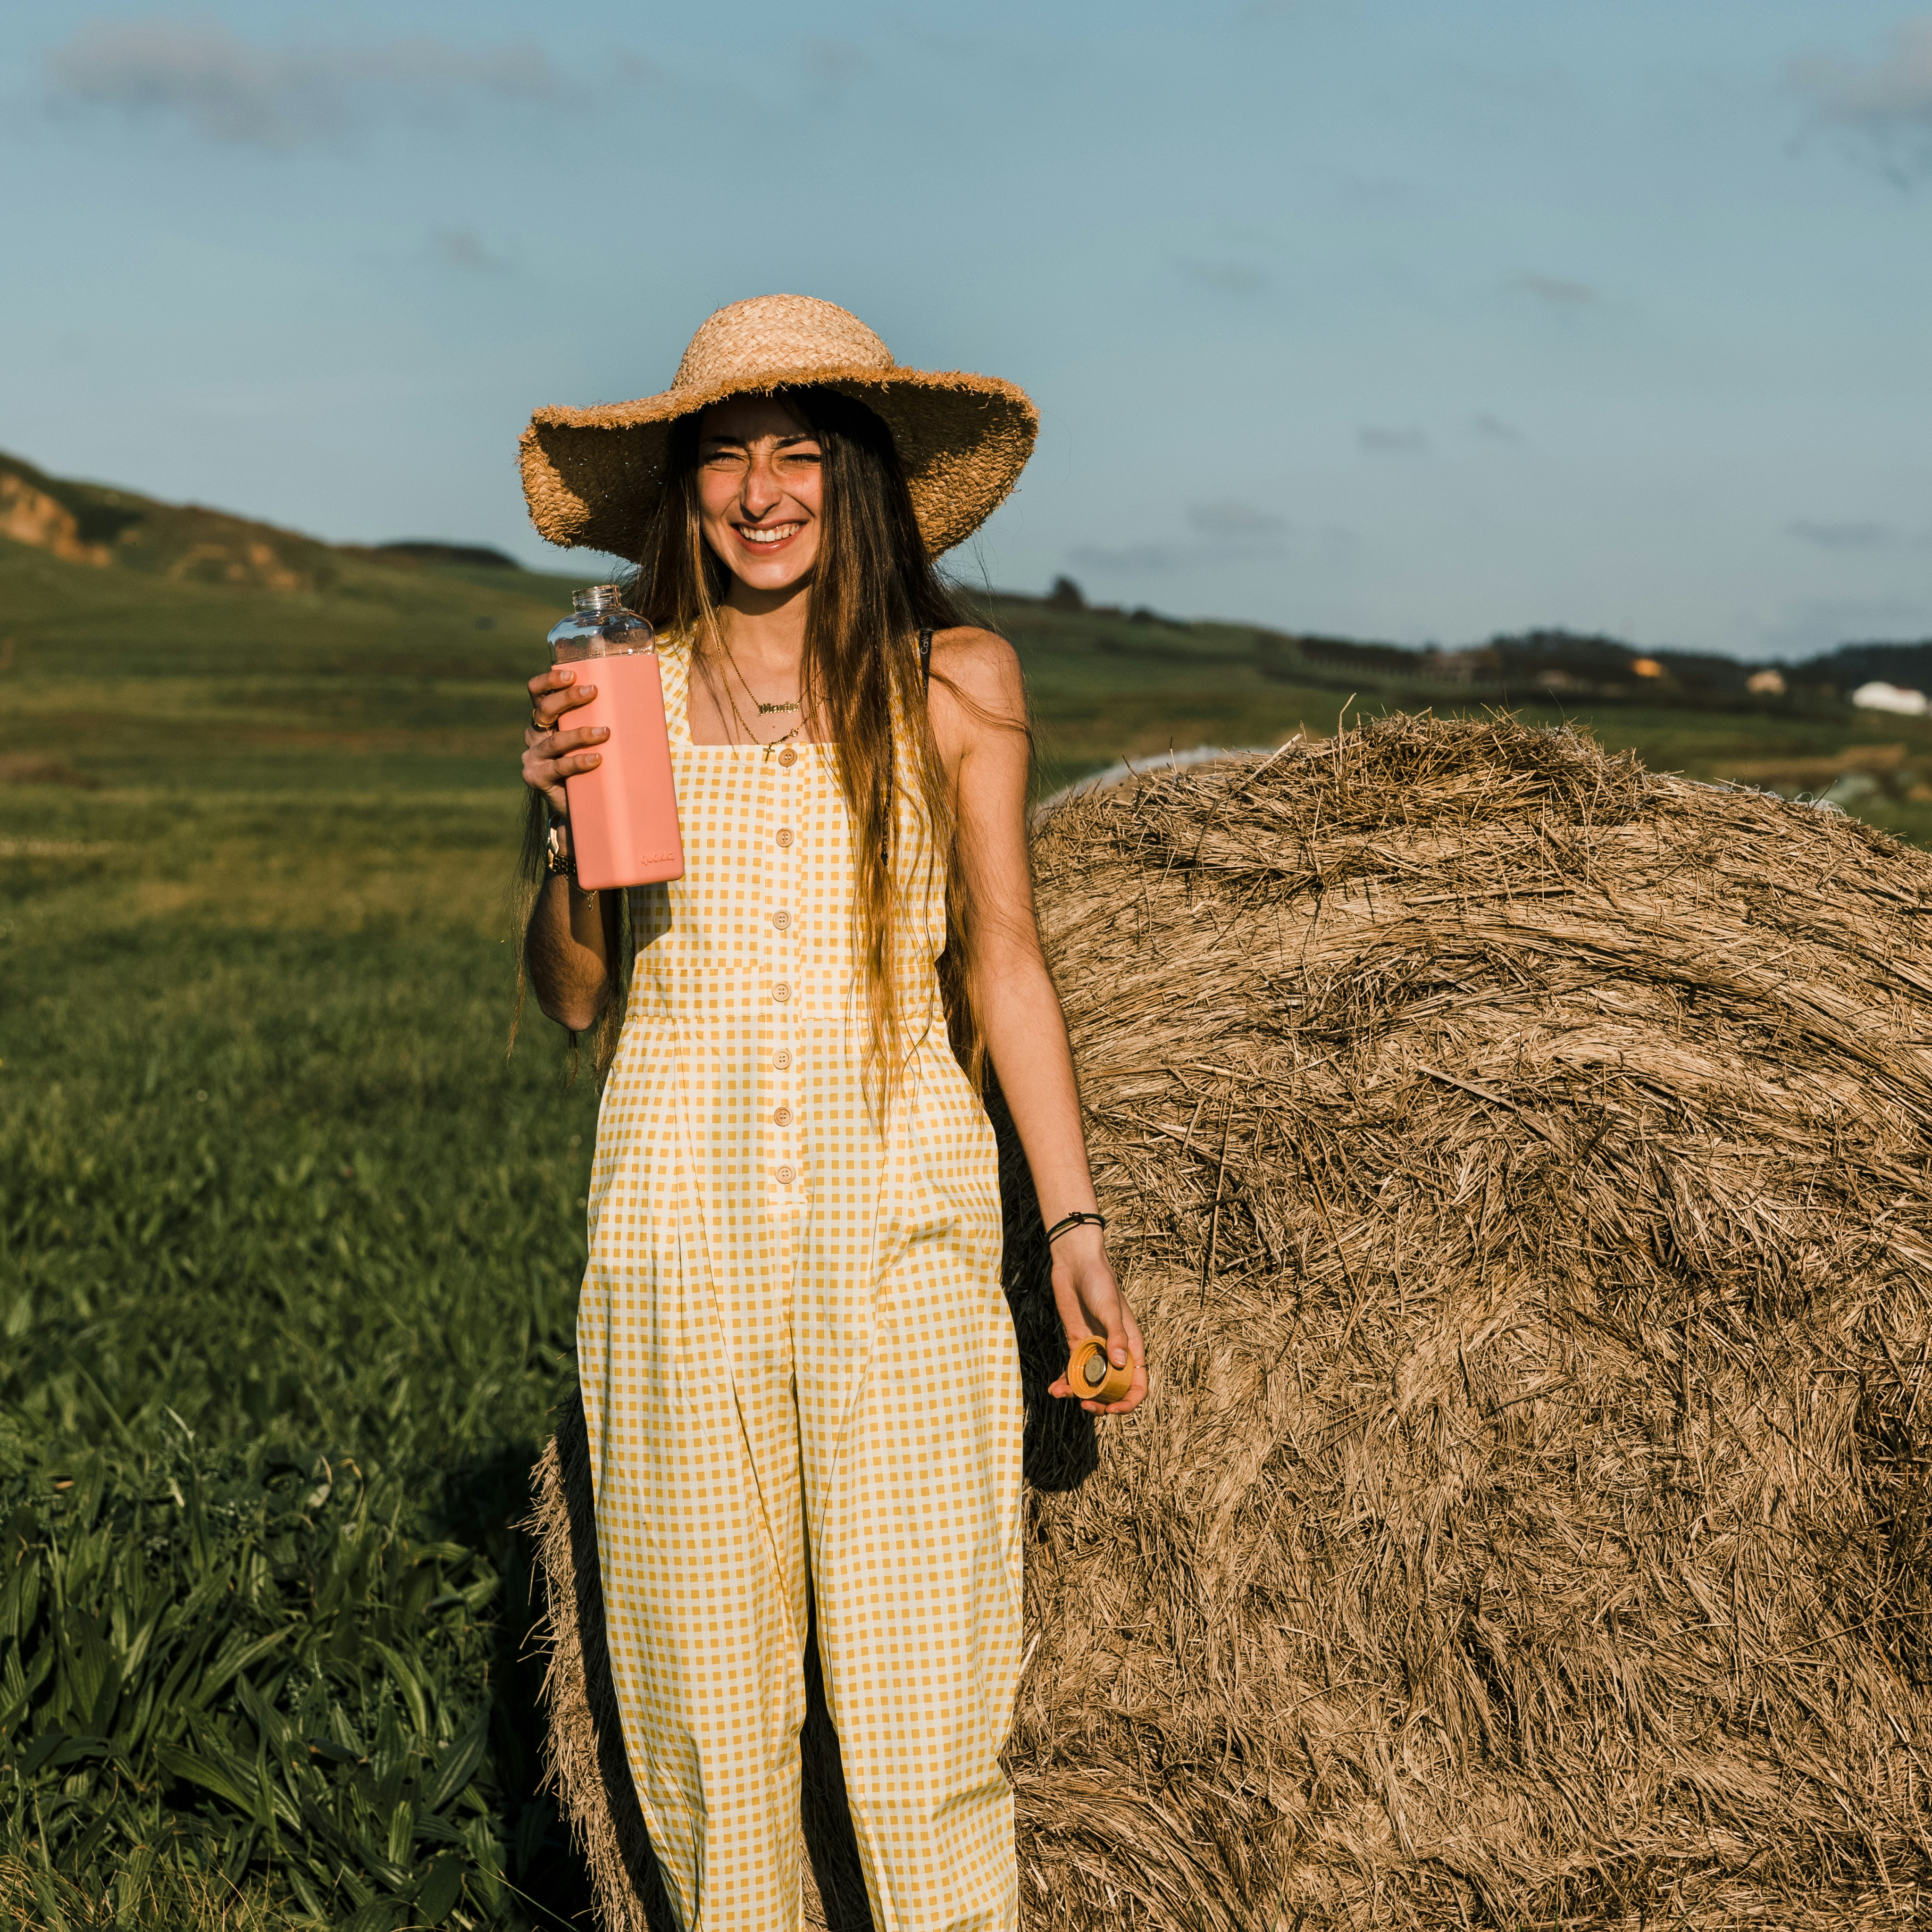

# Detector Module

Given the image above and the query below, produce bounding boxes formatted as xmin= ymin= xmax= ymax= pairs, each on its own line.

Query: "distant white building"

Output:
xmin=1851 ymin=681 xmax=1929 ymax=716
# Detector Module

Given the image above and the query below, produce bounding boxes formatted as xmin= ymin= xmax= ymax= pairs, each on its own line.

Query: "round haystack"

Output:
xmin=533 ymin=715 xmax=1932 ymax=1931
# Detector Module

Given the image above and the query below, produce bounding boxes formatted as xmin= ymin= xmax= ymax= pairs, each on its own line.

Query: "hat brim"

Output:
xmin=519 ymin=364 xmax=1037 ymax=560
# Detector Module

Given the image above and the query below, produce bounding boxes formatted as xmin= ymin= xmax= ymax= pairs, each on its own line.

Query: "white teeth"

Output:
xmin=740 ymin=524 xmax=801 ymax=544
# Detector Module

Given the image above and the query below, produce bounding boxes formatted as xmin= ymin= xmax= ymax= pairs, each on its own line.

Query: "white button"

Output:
xmin=773 ymin=1050 xmax=792 ymax=1070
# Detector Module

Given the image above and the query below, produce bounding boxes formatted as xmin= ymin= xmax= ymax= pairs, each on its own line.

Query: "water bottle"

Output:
xmin=547 ymin=585 xmax=684 ymax=889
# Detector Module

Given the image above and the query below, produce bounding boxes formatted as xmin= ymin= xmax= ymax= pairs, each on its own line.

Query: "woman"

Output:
xmin=517 ymin=295 xmax=1145 ymax=1932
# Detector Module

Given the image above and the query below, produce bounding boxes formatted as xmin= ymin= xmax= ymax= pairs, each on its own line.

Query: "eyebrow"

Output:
xmin=698 ymin=432 xmax=820 ymax=450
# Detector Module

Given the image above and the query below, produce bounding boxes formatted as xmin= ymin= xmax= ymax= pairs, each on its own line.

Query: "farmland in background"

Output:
xmin=5 ymin=452 xmax=1932 ymax=1925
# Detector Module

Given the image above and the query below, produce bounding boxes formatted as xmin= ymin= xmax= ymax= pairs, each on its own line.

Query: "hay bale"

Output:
xmin=535 ymin=714 xmax=1932 ymax=1929
xmin=1013 ymin=714 xmax=1932 ymax=1929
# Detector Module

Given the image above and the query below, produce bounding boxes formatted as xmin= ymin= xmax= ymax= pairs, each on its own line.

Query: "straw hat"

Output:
xmin=519 ymin=294 xmax=1038 ymax=560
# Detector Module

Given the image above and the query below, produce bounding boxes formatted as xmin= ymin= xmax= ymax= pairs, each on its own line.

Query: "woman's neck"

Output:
xmin=686 ymin=576 xmax=820 ymax=743
xmin=718 ymin=577 xmax=809 ymax=681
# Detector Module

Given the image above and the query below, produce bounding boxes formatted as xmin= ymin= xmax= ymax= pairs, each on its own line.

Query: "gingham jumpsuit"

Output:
xmin=576 ymin=634 xmax=1026 ymax=1932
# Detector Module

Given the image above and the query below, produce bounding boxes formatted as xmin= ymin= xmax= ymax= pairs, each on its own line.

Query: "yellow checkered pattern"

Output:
xmin=577 ymin=637 xmax=1024 ymax=1932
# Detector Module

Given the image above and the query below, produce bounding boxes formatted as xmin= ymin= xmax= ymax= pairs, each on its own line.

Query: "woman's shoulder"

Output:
xmin=928 ymin=625 xmax=1020 ymax=694
xmin=925 ymin=626 xmax=1025 ymax=740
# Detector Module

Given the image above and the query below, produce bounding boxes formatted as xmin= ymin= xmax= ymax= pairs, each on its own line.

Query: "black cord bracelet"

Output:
xmin=1045 ymin=1210 xmax=1107 ymax=1244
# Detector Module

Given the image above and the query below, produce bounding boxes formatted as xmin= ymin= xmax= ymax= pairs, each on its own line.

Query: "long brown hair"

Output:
xmin=527 ymin=385 xmax=998 ymax=1101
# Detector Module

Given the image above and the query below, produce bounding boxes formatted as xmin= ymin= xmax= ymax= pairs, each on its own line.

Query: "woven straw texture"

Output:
xmin=519 ymin=294 xmax=1037 ymax=559
xmin=531 ymin=712 xmax=1932 ymax=1929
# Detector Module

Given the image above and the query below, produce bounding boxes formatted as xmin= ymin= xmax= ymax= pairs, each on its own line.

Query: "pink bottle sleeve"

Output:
xmin=562 ymin=651 xmax=684 ymax=889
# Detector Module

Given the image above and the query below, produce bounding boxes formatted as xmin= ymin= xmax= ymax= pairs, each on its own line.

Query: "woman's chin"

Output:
xmin=731 ymin=557 xmax=817 ymax=596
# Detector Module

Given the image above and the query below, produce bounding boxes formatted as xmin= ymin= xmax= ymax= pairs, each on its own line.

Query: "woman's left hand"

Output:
xmin=1045 ymin=1226 xmax=1148 ymax=1415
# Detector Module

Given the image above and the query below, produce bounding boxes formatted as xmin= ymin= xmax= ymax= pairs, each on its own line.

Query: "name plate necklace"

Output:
xmin=713 ymin=642 xmax=803 ymax=748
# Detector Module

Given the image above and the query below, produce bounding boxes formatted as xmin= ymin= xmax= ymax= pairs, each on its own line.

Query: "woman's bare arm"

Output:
xmin=522 ymin=665 xmax=616 ymax=1032
xmin=525 ymin=874 xmax=614 ymax=1032
xmin=929 ymin=628 xmax=1148 ymax=1415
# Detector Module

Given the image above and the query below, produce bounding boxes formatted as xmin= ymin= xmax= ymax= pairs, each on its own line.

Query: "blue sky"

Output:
xmin=3 ymin=1 xmax=1930 ymax=658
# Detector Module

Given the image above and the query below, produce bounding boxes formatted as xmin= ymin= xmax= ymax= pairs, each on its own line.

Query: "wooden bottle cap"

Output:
xmin=1066 ymin=1337 xmax=1132 ymax=1405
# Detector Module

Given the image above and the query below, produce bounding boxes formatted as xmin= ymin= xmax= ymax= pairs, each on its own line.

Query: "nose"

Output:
xmin=740 ymin=445 xmax=785 ymax=520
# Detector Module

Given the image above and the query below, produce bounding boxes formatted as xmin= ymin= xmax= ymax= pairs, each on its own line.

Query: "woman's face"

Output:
xmin=695 ymin=396 xmax=824 ymax=595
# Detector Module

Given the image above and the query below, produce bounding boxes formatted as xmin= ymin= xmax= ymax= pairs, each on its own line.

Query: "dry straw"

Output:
xmin=531 ymin=713 xmax=1932 ymax=1929
xmin=519 ymin=294 xmax=1038 ymax=560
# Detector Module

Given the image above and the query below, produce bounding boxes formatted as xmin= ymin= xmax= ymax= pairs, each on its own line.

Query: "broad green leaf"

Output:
xmin=0 ymin=1545 xmax=37 ymax=1642
xmin=414 ymin=1852 xmax=463 ymax=1924
xmin=190 ymin=1623 xmax=296 ymax=1705
xmin=21 ymin=1731 xmax=107 ymax=1776
xmin=369 ymin=1640 xmax=431 ymax=1738
xmin=154 ymin=1741 xmax=255 ymax=1812
xmin=340 ymin=1900 xmax=402 ymax=1932
xmin=418 ymin=1707 xmax=488 ymax=1814
xmin=385 ymin=1796 xmax=415 ymax=1869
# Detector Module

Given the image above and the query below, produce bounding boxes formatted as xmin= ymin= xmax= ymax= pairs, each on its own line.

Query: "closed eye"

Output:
xmin=701 ymin=437 xmax=821 ymax=460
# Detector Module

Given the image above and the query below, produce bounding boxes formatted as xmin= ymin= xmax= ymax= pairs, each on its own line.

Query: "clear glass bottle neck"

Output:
xmin=573 ymin=584 xmax=626 ymax=615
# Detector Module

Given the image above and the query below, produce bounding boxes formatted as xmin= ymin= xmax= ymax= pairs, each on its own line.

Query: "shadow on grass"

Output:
xmin=435 ymin=1441 xmax=602 ymax=1929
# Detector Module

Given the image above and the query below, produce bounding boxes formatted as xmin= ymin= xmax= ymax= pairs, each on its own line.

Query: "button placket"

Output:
xmin=768 ymin=751 xmax=801 ymax=1200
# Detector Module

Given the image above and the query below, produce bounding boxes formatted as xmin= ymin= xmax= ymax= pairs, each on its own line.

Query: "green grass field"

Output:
xmin=6 ymin=507 xmax=1932 ymax=1927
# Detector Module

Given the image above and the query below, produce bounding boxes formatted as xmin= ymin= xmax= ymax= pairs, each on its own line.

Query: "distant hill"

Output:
xmin=368 ymin=540 xmax=520 ymax=570
xmin=1796 ymin=641 xmax=1932 ymax=696
xmin=0 ymin=446 xmax=352 ymax=591
xmin=1005 ymin=580 xmax=1927 ymax=714
xmin=0 ymin=447 xmax=530 ymax=595
xmin=1260 ymin=626 xmax=1798 ymax=708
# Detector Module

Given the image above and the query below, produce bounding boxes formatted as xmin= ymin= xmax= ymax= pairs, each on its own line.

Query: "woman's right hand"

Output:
xmin=522 ymin=666 xmax=608 ymax=816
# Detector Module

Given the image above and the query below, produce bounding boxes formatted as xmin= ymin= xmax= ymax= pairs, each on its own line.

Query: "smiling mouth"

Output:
xmin=736 ymin=522 xmax=803 ymax=547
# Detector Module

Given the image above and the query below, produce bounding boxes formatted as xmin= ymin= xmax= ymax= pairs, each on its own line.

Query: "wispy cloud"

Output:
xmin=1185 ymin=501 xmax=1288 ymax=546
xmin=1761 ymin=592 xmax=1932 ymax=657
xmin=1329 ymin=171 xmax=1418 ymax=211
xmin=1358 ymin=425 xmax=1428 ymax=456
xmin=804 ymin=37 xmax=868 ymax=91
xmin=1173 ymin=256 xmax=1268 ymax=295
xmin=611 ymin=50 xmax=666 ymax=87
xmin=1069 ymin=499 xmax=1293 ymax=577
xmin=1787 ymin=518 xmax=1931 ymax=552
xmin=428 ymin=227 xmax=510 ymax=274
xmin=45 ymin=16 xmax=566 ymax=148
xmin=1791 ymin=19 xmax=1932 ymax=181
xmin=1066 ymin=540 xmax=1190 ymax=576
xmin=1511 ymin=273 xmax=1601 ymax=310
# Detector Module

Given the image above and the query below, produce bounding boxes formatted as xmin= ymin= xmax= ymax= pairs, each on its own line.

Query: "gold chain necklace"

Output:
xmin=728 ymin=648 xmax=803 ymax=743
xmin=703 ymin=642 xmax=803 ymax=748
